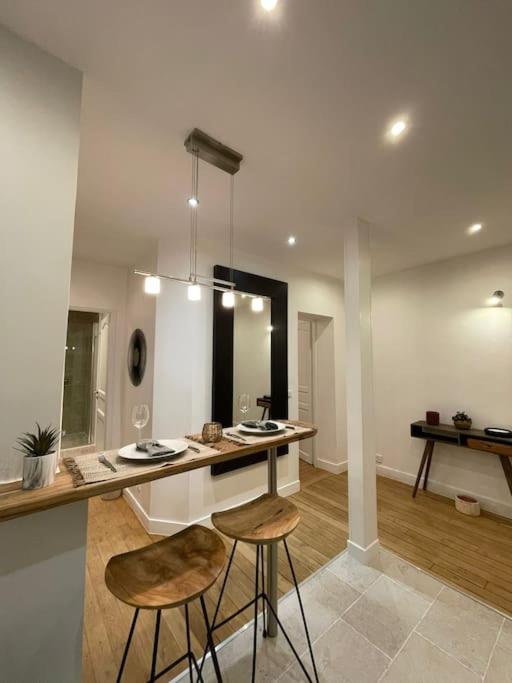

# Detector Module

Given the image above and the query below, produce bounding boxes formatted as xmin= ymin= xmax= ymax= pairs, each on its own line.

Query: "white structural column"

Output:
xmin=344 ymin=218 xmax=379 ymax=564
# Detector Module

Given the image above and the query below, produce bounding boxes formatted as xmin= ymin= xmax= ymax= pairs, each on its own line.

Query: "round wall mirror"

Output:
xmin=127 ymin=328 xmax=147 ymax=386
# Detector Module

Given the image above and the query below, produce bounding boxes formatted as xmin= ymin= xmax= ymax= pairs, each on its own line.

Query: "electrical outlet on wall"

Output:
xmin=376 ymin=454 xmax=383 ymax=464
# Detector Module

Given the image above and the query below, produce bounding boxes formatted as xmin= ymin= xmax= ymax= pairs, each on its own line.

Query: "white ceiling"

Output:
xmin=1 ymin=0 xmax=512 ymax=277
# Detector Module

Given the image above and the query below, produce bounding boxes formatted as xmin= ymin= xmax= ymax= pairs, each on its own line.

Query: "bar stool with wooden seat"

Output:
xmin=105 ymin=524 xmax=226 ymax=682
xmin=201 ymin=494 xmax=319 ymax=683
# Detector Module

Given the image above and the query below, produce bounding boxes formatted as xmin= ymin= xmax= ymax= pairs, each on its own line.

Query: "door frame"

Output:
xmin=67 ymin=306 xmax=117 ymax=451
xmin=298 ymin=315 xmax=316 ymax=466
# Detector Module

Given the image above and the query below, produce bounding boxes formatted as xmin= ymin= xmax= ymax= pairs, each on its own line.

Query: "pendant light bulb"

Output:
xmin=251 ymin=297 xmax=264 ymax=313
xmin=144 ymin=276 xmax=161 ymax=295
xmin=222 ymin=291 xmax=235 ymax=308
xmin=187 ymin=283 xmax=202 ymax=302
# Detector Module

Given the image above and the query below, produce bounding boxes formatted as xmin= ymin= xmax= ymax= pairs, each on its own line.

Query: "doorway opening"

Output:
xmin=61 ymin=310 xmax=110 ymax=450
xmin=297 ymin=313 xmax=338 ymax=486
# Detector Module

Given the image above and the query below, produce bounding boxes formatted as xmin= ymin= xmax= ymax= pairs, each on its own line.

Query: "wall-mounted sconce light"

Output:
xmin=488 ymin=290 xmax=505 ymax=307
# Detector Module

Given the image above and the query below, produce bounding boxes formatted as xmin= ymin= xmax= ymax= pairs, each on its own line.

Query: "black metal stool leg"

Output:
xmin=198 ymin=540 xmax=238 ymax=675
xmin=251 ymin=545 xmax=260 ymax=683
xmin=283 ymin=539 xmax=319 ymax=683
xmin=149 ymin=610 xmax=162 ymax=682
xmin=185 ymin=604 xmax=194 ymax=683
xmin=260 ymin=545 xmax=267 ymax=637
xmin=116 ymin=608 xmax=139 ymax=682
xmin=200 ymin=595 xmax=223 ymax=683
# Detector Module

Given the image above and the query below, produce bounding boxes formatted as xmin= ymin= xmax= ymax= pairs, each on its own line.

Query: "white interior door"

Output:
xmin=93 ymin=314 xmax=109 ymax=450
xmin=298 ymin=318 xmax=314 ymax=464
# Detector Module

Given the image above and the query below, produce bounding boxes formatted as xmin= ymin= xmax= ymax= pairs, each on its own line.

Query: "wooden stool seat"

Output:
xmin=211 ymin=493 xmax=300 ymax=545
xmin=105 ymin=525 xmax=226 ymax=610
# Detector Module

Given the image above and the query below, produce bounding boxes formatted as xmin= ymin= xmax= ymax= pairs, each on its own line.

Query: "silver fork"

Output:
xmin=98 ymin=454 xmax=117 ymax=473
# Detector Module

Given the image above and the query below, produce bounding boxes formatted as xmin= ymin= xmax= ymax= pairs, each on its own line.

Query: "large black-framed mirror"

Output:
xmin=212 ymin=266 xmax=288 ymax=475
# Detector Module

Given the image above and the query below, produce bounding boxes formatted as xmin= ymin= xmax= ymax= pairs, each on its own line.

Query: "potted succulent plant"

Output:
xmin=452 ymin=411 xmax=472 ymax=430
xmin=15 ymin=423 xmax=60 ymax=489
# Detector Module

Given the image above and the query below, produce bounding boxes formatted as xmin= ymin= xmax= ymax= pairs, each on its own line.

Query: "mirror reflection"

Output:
xmin=232 ymin=296 xmax=271 ymax=424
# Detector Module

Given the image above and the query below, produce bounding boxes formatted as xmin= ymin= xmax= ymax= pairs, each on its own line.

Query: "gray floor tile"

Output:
xmin=485 ymin=618 xmax=512 ymax=683
xmin=417 ymin=586 xmax=503 ymax=676
xmin=372 ymin=548 xmax=442 ymax=602
xmin=279 ymin=618 xmax=390 ymax=683
xmin=201 ymin=623 xmax=298 ymax=683
xmin=279 ymin=569 xmax=361 ymax=645
xmin=328 ymin=551 xmax=382 ymax=593
xmin=343 ymin=575 xmax=430 ymax=657
xmin=381 ymin=632 xmax=480 ymax=683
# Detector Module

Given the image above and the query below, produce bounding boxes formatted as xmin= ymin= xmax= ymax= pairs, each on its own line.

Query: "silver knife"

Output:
xmin=98 ymin=454 xmax=117 ymax=473
xmin=226 ymin=432 xmax=247 ymax=442
xmin=187 ymin=445 xmax=201 ymax=453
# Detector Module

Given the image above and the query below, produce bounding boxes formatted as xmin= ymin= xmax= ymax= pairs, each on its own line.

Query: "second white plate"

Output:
xmin=237 ymin=421 xmax=287 ymax=435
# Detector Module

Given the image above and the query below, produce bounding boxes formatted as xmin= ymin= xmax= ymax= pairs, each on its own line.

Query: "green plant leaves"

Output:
xmin=15 ymin=423 xmax=60 ymax=457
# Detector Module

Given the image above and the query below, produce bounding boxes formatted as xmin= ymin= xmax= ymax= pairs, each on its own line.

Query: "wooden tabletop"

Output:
xmin=0 ymin=421 xmax=316 ymax=523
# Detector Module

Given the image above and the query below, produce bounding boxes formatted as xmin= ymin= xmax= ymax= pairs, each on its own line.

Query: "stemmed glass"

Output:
xmin=132 ymin=404 xmax=150 ymax=445
xmin=238 ymin=393 xmax=251 ymax=420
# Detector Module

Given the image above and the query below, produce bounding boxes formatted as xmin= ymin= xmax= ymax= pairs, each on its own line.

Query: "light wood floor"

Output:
xmin=83 ymin=462 xmax=512 ymax=681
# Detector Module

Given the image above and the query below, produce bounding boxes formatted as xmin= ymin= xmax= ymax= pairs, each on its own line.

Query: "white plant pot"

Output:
xmin=455 ymin=494 xmax=480 ymax=517
xmin=22 ymin=451 xmax=57 ymax=490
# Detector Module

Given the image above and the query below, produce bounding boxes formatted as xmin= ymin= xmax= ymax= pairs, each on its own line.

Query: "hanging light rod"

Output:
xmin=184 ymin=128 xmax=243 ymax=175
xmin=134 ymin=269 xmax=270 ymax=301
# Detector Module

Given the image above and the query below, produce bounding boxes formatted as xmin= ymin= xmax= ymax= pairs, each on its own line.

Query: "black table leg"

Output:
xmin=499 ymin=455 xmax=512 ymax=495
xmin=412 ymin=440 xmax=433 ymax=498
xmin=423 ymin=442 xmax=434 ymax=491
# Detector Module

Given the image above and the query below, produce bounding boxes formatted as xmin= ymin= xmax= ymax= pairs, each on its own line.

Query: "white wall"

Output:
xmin=373 ymin=244 xmax=512 ymax=517
xmin=0 ymin=25 xmax=82 ymax=482
xmin=0 ymin=26 xmax=85 ymax=683
xmin=125 ymin=236 xmax=346 ymax=533
xmin=69 ymin=259 xmax=128 ymax=448
xmin=122 ymin=247 xmax=158 ymax=447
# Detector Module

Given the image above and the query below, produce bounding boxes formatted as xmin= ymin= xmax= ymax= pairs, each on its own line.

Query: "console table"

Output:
xmin=410 ymin=421 xmax=512 ymax=498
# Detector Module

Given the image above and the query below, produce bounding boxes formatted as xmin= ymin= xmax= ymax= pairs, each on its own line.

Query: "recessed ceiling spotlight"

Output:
xmin=261 ymin=0 xmax=278 ymax=10
xmin=389 ymin=120 xmax=407 ymax=137
xmin=287 ymin=235 xmax=296 ymax=246
xmin=467 ymin=223 xmax=482 ymax=235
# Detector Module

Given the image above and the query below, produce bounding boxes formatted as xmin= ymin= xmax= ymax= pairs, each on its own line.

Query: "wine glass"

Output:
xmin=238 ymin=393 xmax=251 ymax=420
xmin=132 ymin=404 xmax=150 ymax=445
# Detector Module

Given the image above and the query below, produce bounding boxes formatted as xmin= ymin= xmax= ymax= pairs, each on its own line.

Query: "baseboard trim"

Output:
xmin=124 ymin=479 xmax=301 ymax=536
xmin=347 ymin=538 xmax=380 ymax=564
xmin=377 ymin=463 xmax=512 ymax=519
xmin=316 ymin=458 xmax=348 ymax=475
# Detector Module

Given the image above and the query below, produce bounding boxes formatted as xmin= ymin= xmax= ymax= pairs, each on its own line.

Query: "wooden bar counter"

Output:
xmin=0 ymin=421 xmax=316 ymax=523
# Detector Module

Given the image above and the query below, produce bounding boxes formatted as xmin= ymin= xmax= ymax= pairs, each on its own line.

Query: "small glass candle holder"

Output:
xmin=202 ymin=422 xmax=223 ymax=443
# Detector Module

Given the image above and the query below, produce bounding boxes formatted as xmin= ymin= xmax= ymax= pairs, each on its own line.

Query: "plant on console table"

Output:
xmin=16 ymin=423 xmax=60 ymax=489
xmin=452 ymin=411 xmax=472 ymax=430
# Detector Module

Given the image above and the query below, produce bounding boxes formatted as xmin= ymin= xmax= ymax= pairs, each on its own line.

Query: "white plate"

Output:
xmin=118 ymin=439 xmax=189 ymax=461
xmin=237 ymin=421 xmax=287 ymax=435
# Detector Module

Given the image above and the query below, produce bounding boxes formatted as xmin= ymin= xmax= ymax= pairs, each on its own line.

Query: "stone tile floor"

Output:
xmin=175 ymin=548 xmax=512 ymax=682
